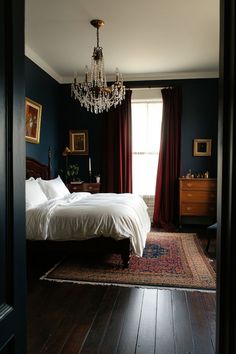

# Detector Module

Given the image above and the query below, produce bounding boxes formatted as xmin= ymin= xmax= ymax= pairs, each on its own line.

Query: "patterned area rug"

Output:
xmin=41 ymin=232 xmax=216 ymax=290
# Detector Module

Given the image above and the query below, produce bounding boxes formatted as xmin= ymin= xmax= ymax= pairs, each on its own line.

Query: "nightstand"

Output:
xmin=68 ymin=182 xmax=101 ymax=194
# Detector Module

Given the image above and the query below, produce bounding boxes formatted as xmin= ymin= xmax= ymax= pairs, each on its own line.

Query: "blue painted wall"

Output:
xmin=25 ymin=57 xmax=60 ymax=176
xmin=61 ymin=78 xmax=218 ymax=179
xmin=126 ymin=79 xmax=218 ymax=178
xmin=179 ymin=79 xmax=218 ymax=177
xmin=25 ymin=57 xmax=218 ymax=181
xmin=59 ymin=84 xmax=104 ymax=182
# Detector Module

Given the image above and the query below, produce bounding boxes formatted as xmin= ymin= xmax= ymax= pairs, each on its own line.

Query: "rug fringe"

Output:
xmin=39 ymin=257 xmax=66 ymax=280
xmin=40 ymin=276 xmax=216 ymax=293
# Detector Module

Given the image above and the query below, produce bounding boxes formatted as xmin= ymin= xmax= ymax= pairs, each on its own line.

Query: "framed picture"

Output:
xmin=69 ymin=130 xmax=89 ymax=155
xmin=193 ymin=139 xmax=212 ymax=156
xmin=25 ymin=97 xmax=42 ymax=144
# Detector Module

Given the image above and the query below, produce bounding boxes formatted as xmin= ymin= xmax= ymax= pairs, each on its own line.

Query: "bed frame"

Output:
xmin=26 ymin=152 xmax=131 ymax=267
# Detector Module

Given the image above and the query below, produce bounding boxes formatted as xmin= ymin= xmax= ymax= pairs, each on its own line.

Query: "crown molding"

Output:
xmin=25 ymin=45 xmax=219 ymax=84
xmin=118 ymin=71 xmax=219 ymax=82
xmin=25 ymin=45 xmax=63 ymax=83
xmin=61 ymin=71 xmax=219 ymax=84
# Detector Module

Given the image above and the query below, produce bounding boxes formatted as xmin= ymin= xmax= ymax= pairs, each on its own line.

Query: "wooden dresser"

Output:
xmin=67 ymin=182 xmax=101 ymax=194
xmin=179 ymin=178 xmax=217 ymax=226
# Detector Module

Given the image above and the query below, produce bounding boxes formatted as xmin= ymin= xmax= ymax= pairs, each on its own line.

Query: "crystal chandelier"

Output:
xmin=71 ymin=19 xmax=125 ymax=114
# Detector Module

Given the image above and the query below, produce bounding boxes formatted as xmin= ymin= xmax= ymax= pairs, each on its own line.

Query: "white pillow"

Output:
xmin=26 ymin=177 xmax=48 ymax=208
xmin=37 ymin=176 xmax=70 ymax=199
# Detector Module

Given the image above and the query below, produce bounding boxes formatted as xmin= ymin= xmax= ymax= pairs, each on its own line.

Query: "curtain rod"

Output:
xmin=127 ymin=86 xmax=174 ymax=91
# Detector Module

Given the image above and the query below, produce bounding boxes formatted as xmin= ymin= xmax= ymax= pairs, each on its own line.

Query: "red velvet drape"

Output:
xmin=153 ymin=87 xmax=182 ymax=229
xmin=101 ymin=90 xmax=132 ymax=193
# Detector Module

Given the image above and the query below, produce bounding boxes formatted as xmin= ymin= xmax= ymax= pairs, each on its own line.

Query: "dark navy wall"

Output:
xmin=59 ymin=85 xmax=105 ymax=182
xmin=180 ymin=79 xmax=218 ymax=177
xmin=61 ymin=78 xmax=218 ymax=180
xmin=25 ymin=57 xmax=218 ymax=182
xmin=25 ymin=57 xmax=60 ymax=176
xmin=127 ymin=79 xmax=218 ymax=178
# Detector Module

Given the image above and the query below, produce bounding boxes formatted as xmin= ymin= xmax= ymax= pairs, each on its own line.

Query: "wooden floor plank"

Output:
xmin=172 ymin=290 xmax=194 ymax=354
xmin=98 ymin=287 xmax=131 ymax=354
xmin=40 ymin=285 xmax=106 ymax=354
xmin=60 ymin=285 xmax=107 ymax=354
xmin=136 ymin=288 xmax=157 ymax=354
xmin=201 ymin=292 xmax=216 ymax=351
xmin=186 ymin=291 xmax=215 ymax=354
xmin=116 ymin=288 xmax=144 ymax=354
xmin=60 ymin=324 xmax=92 ymax=354
xmin=155 ymin=290 xmax=175 ymax=354
xmin=27 ymin=282 xmax=74 ymax=354
xmin=79 ymin=286 xmax=120 ymax=353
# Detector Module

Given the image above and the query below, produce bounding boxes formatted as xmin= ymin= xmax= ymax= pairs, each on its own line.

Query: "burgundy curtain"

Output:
xmin=153 ymin=87 xmax=182 ymax=229
xmin=101 ymin=90 xmax=132 ymax=193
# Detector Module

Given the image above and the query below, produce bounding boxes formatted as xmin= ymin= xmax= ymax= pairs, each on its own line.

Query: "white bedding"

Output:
xmin=26 ymin=192 xmax=151 ymax=256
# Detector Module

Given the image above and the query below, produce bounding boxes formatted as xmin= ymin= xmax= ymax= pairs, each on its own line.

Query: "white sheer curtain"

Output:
xmin=132 ymin=100 xmax=163 ymax=196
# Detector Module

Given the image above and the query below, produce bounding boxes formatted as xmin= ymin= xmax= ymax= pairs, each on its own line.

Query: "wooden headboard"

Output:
xmin=26 ymin=148 xmax=52 ymax=180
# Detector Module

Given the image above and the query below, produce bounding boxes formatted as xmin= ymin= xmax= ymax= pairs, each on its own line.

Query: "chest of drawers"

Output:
xmin=68 ymin=182 xmax=101 ymax=194
xmin=179 ymin=178 xmax=217 ymax=225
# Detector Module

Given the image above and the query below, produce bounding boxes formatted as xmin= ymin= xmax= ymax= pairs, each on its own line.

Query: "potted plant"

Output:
xmin=66 ymin=164 xmax=80 ymax=182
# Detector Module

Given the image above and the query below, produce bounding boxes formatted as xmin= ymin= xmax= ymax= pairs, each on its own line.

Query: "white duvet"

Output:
xmin=26 ymin=192 xmax=151 ymax=256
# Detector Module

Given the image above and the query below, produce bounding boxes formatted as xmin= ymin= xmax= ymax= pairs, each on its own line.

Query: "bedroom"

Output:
xmin=24 ymin=0 xmax=218 ymax=351
xmin=1 ymin=0 xmax=236 ymax=353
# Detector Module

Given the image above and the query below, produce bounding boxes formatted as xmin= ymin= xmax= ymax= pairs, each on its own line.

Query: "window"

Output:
xmin=132 ymin=100 xmax=163 ymax=196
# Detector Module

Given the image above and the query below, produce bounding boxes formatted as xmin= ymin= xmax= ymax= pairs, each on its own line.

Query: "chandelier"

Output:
xmin=71 ymin=19 xmax=125 ymax=114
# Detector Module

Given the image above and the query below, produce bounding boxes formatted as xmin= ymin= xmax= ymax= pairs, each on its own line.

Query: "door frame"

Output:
xmin=216 ymin=0 xmax=236 ymax=353
xmin=0 ymin=0 xmax=26 ymax=352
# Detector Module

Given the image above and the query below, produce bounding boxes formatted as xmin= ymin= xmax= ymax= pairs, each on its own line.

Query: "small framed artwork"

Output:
xmin=193 ymin=139 xmax=212 ymax=156
xmin=25 ymin=97 xmax=42 ymax=144
xmin=69 ymin=130 xmax=89 ymax=155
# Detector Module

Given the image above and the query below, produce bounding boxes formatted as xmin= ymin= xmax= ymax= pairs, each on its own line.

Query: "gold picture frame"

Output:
xmin=25 ymin=97 xmax=42 ymax=144
xmin=193 ymin=139 xmax=212 ymax=156
xmin=69 ymin=130 xmax=89 ymax=155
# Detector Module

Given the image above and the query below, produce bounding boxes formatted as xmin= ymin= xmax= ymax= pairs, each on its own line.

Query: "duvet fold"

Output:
xmin=26 ymin=192 xmax=151 ymax=256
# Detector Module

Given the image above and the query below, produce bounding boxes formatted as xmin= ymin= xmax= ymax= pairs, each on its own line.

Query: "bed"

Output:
xmin=26 ymin=155 xmax=150 ymax=267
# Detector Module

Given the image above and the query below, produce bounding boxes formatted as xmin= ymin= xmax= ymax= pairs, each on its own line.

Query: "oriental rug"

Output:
xmin=41 ymin=232 xmax=216 ymax=290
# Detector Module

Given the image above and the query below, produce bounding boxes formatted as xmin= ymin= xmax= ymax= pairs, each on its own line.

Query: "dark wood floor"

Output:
xmin=27 ymin=227 xmax=216 ymax=354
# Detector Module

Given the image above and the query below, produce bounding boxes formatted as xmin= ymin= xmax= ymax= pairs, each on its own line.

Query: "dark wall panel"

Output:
xmin=25 ymin=57 xmax=60 ymax=176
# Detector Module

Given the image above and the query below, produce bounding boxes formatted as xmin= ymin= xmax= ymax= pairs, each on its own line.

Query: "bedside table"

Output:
xmin=68 ymin=182 xmax=101 ymax=194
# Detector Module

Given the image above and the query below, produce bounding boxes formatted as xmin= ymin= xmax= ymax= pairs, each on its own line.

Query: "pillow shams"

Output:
xmin=37 ymin=176 xmax=70 ymax=199
xmin=26 ymin=178 xmax=48 ymax=208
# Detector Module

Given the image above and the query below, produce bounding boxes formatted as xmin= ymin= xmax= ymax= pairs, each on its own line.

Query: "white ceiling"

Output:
xmin=25 ymin=0 xmax=219 ymax=83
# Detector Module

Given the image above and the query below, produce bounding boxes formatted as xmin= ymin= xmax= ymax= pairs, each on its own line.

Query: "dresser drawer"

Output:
xmin=69 ymin=184 xmax=83 ymax=192
xmin=68 ymin=183 xmax=101 ymax=193
xmin=181 ymin=179 xmax=217 ymax=191
xmin=181 ymin=203 xmax=216 ymax=216
xmin=181 ymin=190 xmax=216 ymax=203
xmin=83 ymin=183 xmax=100 ymax=193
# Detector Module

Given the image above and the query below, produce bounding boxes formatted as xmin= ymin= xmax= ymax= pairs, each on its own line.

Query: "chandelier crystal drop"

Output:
xmin=71 ymin=19 xmax=125 ymax=114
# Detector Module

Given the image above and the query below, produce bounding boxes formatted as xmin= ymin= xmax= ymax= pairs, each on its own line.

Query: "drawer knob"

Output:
xmin=186 ymin=207 xmax=192 ymax=211
xmin=187 ymin=183 xmax=192 ymax=187
xmin=187 ymin=193 xmax=192 ymax=197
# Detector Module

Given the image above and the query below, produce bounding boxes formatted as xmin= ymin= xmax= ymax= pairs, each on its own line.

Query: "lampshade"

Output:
xmin=62 ymin=146 xmax=71 ymax=156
